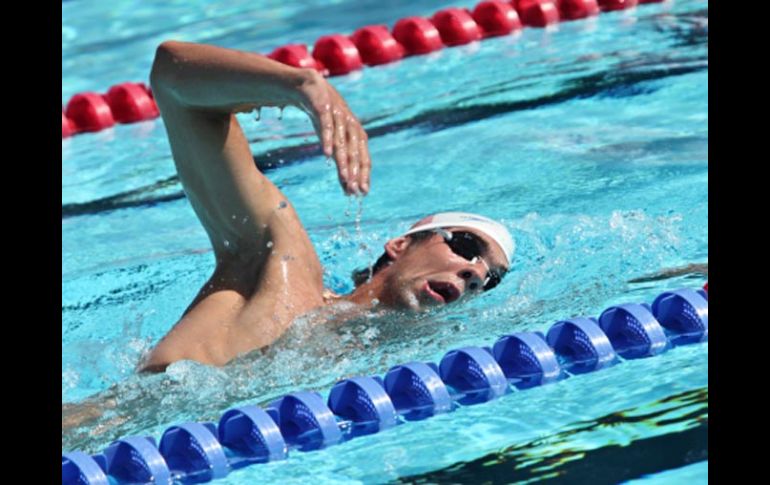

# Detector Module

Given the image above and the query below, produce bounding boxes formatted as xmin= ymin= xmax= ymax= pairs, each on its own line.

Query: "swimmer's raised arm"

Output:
xmin=151 ymin=40 xmax=370 ymax=197
xmin=141 ymin=41 xmax=371 ymax=371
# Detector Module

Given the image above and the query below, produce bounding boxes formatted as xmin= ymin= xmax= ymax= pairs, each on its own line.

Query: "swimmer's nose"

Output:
xmin=459 ymin=266 xmax=485 ymax=293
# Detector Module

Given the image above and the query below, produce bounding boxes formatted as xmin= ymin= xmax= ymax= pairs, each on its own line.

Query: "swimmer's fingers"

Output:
xmin=359 ymin=128 xmax=371 ymax=194
xmin=332 ymin=106 xmax=352 ymax=194
xmin=346 ymin=115 xmax=362 ymax=195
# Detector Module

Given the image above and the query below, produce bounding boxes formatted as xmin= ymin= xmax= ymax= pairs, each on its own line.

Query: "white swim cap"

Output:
xmin=402 ymin=212 xmax=515 ymax=265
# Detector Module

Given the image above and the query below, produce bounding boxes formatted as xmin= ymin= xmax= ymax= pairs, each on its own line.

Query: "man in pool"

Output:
xmin=139 ymin=41 xmax=513 ymax=372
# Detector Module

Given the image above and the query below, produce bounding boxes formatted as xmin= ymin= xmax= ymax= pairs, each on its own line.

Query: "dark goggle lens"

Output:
xmin=446 ymin=231 xmax=484 ymax=260
xmin=445 ymin=231 xmax=506 ymax=292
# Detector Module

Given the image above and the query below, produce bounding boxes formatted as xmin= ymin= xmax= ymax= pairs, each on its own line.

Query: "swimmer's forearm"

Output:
xmin=150 ymin=40 xmax=314 ymax=112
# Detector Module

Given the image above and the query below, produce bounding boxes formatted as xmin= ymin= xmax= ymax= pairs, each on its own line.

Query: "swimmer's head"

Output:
xmin=352 ymin=212 xmax=514 ymax=310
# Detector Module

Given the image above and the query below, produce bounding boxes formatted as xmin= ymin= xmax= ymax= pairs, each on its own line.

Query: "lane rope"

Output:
xmin=62 ymin=0 xmax=668 ymax=138
xmin=63 ymin=283 xmax=707 ymax=484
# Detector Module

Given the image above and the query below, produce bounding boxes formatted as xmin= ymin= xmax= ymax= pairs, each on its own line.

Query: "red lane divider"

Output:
xmin=105 ymin=82 xmax=159 ymax=123
xmin=65 ymin=92 xmax=116 ymax=133
xmin=431 ymin=8 xmax=483 ymax=46
xmin=268 ymin=44 xmax=327 ymax=73
xmin=515 ymin=1 xmax=560 ymax=27
xmin=598 ymin=0 xmax=639 ymax=11
xmin=351 ymin=25 xmax=405 ymax=66
xmin=557 ymin=0 xmax=600 ymax=20
xmin=63 ymin=0 xmax=668 ymax=139
xmin=392 ymin=16 xmax=444 ymax=55
xmin=472 ymin=1 xmax=523 ymax=37
xmin=312 ymin=35 xmax=364 ymax=76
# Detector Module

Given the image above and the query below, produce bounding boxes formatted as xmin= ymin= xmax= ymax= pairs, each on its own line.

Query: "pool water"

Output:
xmin=62 ymin=0 xmax=708 ymax=483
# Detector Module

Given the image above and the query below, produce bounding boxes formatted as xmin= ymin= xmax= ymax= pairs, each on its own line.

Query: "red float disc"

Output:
xmin=431 ymin=8 xmax=483 ymax=46
xmin=65 ymin=93 xmax=115 ymax=133
xmin=515 ymin=1 xmax=561 ymax=28
xmin=350 ymin=25 xmax=405 ymax=66
xmin=472 ymin=1 xmax=522 ymax=37
xmin=597 ymin=0 xmax=639 ymax=11
xmin=557 ymin=0 xmax=600 ymax=20
xmin=392 ymin=17 xmax=444 ymax=55
xmin=268 ymin=44 xmax=327 ymax=74
xmin=312 ymin=35 xmax=363 ymax=76
xmin=104 ymin=83 xmax=159 ymax=123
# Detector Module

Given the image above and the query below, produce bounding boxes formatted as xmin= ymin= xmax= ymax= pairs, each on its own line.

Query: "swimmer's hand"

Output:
xmin=296 ymin=71 xmax=371 ymax=196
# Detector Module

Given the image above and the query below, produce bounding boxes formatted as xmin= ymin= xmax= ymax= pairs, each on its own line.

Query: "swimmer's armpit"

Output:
xmin=627 ymin=263 xmax=708 ymax=283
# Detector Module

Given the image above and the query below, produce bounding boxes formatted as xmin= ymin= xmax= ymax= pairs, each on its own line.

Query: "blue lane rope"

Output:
xmin=62 ymin=286 xmax=708 ymax=485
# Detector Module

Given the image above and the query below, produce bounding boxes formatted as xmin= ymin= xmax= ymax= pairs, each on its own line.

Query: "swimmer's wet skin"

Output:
xmin=140 ymin=41 xmax=513 ymax=373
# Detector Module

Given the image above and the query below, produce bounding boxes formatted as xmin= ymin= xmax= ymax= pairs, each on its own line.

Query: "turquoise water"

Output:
xmin=62 ymin=0 xmax=708 ymax=483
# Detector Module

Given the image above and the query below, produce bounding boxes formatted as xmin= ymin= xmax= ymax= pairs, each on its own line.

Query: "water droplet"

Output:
xmin=266 ymin=241 xmax=274 ymax=248
xmin=231 ymin=214 xmax=236 ymax=220
xmin=278 ymin=159 xmax=284 ymax=165
xmin=242 ymin=216 xmax=248 ymax=224
xmin=278 ymin=106 xmax=285 ymax=120
xmin=371 ymin=298 xmax=380 ymax=306
xmin=254 ymin=108 xmax=262 ymax=121
xmin=223 ymin=240 xmax=230 ymax=248
xmin=325 ymin=156 xmax=333 ymax=167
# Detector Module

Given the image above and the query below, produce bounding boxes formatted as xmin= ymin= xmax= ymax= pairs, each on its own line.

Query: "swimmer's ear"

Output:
xmin=384 ymin=236 xmax=410 ymax=260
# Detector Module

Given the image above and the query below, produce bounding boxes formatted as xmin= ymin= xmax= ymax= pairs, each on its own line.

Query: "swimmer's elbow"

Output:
xmin=150 ymin=41 xmax=186 ymax=100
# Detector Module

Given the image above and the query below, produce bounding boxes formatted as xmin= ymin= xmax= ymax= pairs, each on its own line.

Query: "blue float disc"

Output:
xmin=328 ymin=376 xmax=398 ymax=435
xmin=159 ymin=422 xmax=229 ymax=481
xmin=266 ymin=391 xmax=342 ymax=451
xmin=492 ymin=332 xmax=561 ymax=388
xmin=546 ymin=317 xmax=616 ymax=374
xmin=62 ymin=452 xmax=109 ymax=485
xmin=383 ymin=362 xmax=452 ymax=420
xmin=218 ymin=405 xmax=287 ymax=463
xmin=652 ymin=289 xmax=708 ymax=344
xmin=598 ymin=303 xmax=668 ymax=358
xmin=103 ymin=436 xmax=171 ymax=484
xmin=438 ymin=346 xmax=508 ymax=404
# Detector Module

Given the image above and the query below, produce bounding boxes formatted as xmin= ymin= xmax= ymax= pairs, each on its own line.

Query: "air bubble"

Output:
xmin=266 ymin=241 xmax=274 ymax=248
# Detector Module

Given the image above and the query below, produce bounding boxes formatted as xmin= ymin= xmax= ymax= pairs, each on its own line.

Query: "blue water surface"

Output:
xmin=62 ymin=0 xmax=708 ymax=483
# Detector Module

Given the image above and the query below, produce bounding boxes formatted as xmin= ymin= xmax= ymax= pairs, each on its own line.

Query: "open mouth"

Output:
xmin=426 ymin=281 xmax=461 ymax=304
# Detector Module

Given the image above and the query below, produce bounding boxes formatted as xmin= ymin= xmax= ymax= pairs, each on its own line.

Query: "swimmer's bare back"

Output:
xmin=140 ymin=41 xmax=371 ymax=372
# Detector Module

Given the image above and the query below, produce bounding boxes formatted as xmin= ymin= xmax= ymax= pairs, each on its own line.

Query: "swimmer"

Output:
xmin=139 ymin=41 xmax=514 ymax=372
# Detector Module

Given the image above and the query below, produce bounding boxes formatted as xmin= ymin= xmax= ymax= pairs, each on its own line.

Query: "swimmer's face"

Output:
xmin=380 ymin=228 xmax=509 ymax=311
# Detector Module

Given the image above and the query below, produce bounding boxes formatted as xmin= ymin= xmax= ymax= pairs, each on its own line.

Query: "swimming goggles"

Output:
xmin=434 ymin=229 xmax=507 ymax=291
